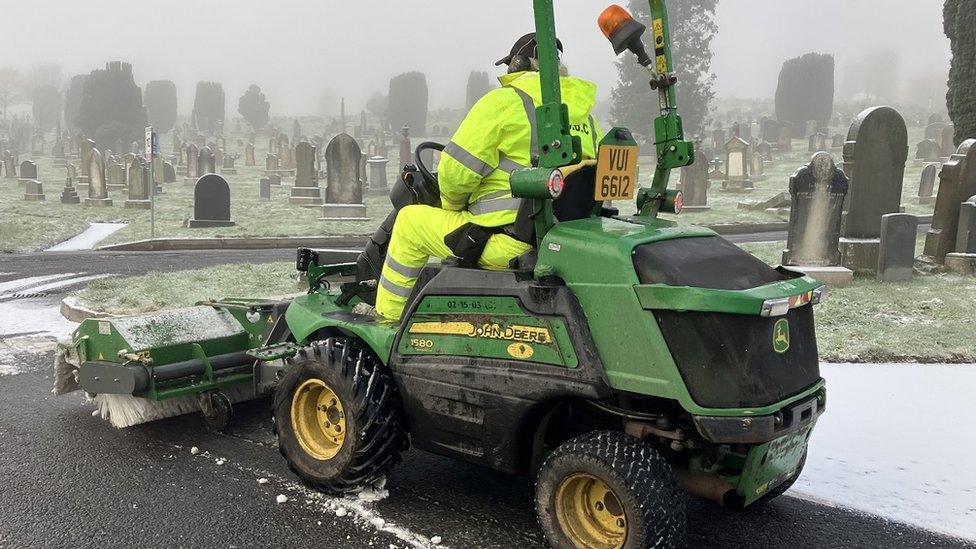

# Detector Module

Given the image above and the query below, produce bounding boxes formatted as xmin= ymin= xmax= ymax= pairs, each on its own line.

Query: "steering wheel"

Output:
xmin=414 ymin=141 xmax=444 ymax=187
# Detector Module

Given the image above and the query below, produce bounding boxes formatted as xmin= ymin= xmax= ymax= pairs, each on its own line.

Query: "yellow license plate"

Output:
xmin=594 ymin=145 xmax=638 ymax=201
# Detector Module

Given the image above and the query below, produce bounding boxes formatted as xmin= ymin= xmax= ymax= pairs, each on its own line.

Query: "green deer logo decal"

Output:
xmin=773 ymin=318 xmax=790 ymax=354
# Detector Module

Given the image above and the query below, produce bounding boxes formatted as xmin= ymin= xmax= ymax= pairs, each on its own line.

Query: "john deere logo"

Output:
xmin=773 ymin=319 xmax=790 ymax=354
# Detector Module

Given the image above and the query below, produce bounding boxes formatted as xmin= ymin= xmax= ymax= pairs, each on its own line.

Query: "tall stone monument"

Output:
xmin=321 ymin=133 xmax=367 ymax=220
xmin=921 ymin=139 xmax=976 ymax=265
xmin=85 ymin=148 xmax=113 ymax=207
xmin=839 ymin=106 xmax=908 ymax=275
xmin=782 ymin=152 xmax=852 ymax=286
xmin=289 ymin=141 xmax=322 ymax=205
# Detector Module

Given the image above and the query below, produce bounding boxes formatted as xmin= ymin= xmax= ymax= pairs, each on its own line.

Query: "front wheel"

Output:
xmin=273 ymin=338 xmax=408 ymax=494
xmin=535 ymin=431 xmax=686 ymax=549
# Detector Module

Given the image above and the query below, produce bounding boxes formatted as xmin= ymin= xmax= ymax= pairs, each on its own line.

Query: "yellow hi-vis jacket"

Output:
xmin=437 ymin=71 xmax=602 ymax=228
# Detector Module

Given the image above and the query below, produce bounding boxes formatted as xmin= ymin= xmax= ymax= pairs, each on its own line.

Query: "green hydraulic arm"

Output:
xmin=635 ymin=0 xmax=695 ymax=217
xmin=519 ymin=0 xmax=694 ymax=246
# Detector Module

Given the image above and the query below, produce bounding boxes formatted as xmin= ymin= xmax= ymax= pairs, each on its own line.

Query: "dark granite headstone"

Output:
xmin=60 ymin=178 xmax=80 ymax=204
xmin=19 ymin=160 xmax=37 ymax=180
xmin=163 ymin=161 xmax=176 ymax=183
xmin=783 ymin=152 xmax=849 ymax=266
xmin=918 ymin=163 xmax=938 ymax=205
xmin=922 ymin=139 xmax=976 ymax=264
xmin=941 ymin=125 xmax=956 ymax=158
xmin=916 ymin=139 xmax=941 ymax=163
xmin=761 ymin=119 xmax=781 ymax=143
xmin=189 ymin=174 xmax=235 ymax=227
xmin=839 ymin=106 xmax=908 ymax=274
xmin=321 ymin=133 xmax=367 ymax=220
xmin=259 ymin=178 xmax=272 ymax=200
xmin=956 ymin=199 xmax=976 ymax=254
xmin=877 ymin=213 xmax=918 ymax=282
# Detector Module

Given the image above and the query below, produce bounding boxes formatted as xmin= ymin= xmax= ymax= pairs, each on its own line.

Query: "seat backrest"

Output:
xmin=552 ymin=164 xmax=598 ymax=223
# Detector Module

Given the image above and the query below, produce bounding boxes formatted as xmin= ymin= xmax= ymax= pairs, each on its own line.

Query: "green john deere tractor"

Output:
xmin=55 ymin=2 xmax=826 ymax=547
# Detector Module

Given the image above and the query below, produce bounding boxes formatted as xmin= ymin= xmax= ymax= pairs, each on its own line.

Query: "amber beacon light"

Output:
xmin=598 ymin=4 xmax=652 ymax=67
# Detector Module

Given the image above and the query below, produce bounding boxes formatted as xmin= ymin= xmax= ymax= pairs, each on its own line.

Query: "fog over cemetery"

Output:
xmin=1 ymin=1 xmax=975 ymax=548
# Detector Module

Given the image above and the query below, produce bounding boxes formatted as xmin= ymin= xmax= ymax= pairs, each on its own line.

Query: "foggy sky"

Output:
xmin=0 ymin=0 xmax=951 ymax=116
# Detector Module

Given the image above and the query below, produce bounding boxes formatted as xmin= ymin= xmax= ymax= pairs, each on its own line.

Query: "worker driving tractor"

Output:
xmin=374 ymin=33 xmax=603 ymax=321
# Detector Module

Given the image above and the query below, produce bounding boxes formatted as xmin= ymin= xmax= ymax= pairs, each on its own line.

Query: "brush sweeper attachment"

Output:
xmin=54 ymin=299 xmax=289 ymax=429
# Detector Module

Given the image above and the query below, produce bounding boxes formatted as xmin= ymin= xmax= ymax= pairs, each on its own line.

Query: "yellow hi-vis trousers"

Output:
xmin=375 ymin=205 xmax=532 ymax=321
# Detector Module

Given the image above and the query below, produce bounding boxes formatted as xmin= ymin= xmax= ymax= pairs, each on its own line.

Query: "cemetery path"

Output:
xmin=0 ymin=351 xmax=972 ymax=548
xmin=0 ymin=252 xmax=972 ymax=548
xmin=45 ymin=222 xmax=128 ymax=252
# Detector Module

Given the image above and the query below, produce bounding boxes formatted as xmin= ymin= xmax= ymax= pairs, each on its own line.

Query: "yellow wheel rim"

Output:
xmin=554 ymin=472 xmax=627 ymax=549
xmin=290 ymin=378 xmax=346 ymax=460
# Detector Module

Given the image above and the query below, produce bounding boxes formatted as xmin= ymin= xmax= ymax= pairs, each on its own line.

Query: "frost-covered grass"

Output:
xmin=2 ymin=126 xmax=938 ymax=253
xmin=76 ymin=261 xmax=301 ymax=315
xmin=74 ymin=237 xmax=975 ymax=363
xmin=739 ymin=240 xmax=976 ymax=363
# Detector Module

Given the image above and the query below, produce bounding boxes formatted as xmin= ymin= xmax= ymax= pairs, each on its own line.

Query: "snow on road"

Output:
xmin=45 ymin=222 xmax=127 ymax=251
xmin=794 ymin=362 xmax=976 ymax=541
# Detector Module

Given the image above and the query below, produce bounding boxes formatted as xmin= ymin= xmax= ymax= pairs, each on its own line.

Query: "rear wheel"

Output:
xmin=536 ymin=430 xmax=686 ymax=549
xmin=273 ymin=338 xmax=408 ymax=494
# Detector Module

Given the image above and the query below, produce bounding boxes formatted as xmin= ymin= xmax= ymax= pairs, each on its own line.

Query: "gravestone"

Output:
xmin=189 ymin=174 xmax=235 ymax=227
xmin=85 ymin=148 xmax=113 ymax=207
xmin=198 ymin=146 xmax=216 ymax=175
xmin=360 ymin=152 xmax=369 ymax=187
xmin=945 ymin=197 xmax=976 ymax=275
xmin=739 ymin=123 xmax=753 ymax=142
xmin=921 ymin=139 xmax=976 ymax=265
xmin=66 ymin=163 xmax=77 ymax=183
xmin=925 ymin=122 xmax=946 ymax=142
xmin=23 ymin=179 xmax=45 ymax=201
xmin=79 ymin=138 xmax=95 ymax=184
xmin=398 ymin=125 xmax=412 ymax=167
xmin=290 ymin=141 xmax=322 ymax=205
xmin=808 ymin=132 xmax=826 ymax=153
xmin=915 ymin=139 xmax=941 ymax=163
xmin=163 ymin=161 xmax=176 ymax=183
xmin=756 ymin=141 xmax=773 ymax=162
xmin=259 ymin=178 xmax=272 ymax=200
xmin=278 ymin=134 xmax=294 ymax=170
xmin=184 ymin=142 xmax=199 ymax=184
xmin=18 ymin=160 xmax=37 ymax=185
xmin=711 ymin=128 xmax=726 ymax=151
xmin=750 ymin=150 xmax=765 ymax=182
xmin=678 ymin=150 xmax=710 ymax=211
xmin=266 ymin=153 xmax=279 ymax=176
xmin=125 ymin=159 xmax=151 ymax=209
xmin=60 ymin=178 xmax=80 ymax=204
xmin=777 ymin=123 xmax=793 ymax=152
xmin=782 ymin=152 xmax=852 ymax=287
xmin=244 ymin=143 xmax=255 ymax=166
xmin=706 ymin=159 xmax=725 ymax=181
xmin=222 ymin=153 xmax=238 ymax=175
xmin=917 ymin=163 xmax=938 ymax=205
xmin=721 ymin=137 xmax=752 ymax=192
xmin=941 ymin=125 xmax=956 ymax=159
xmin=804 ymin=120 xmax=818 ymax=138
xmin=269 ymin=173 xmax=282 ymax=186
xmin=877 ymin=213 xmax=918 ymax=282
xmin=761 ymin=119 xmax=780 ymax=143
xmin=839 ymin=106 xmax=908 ymax=275
xmin=214 ymin=148 xmax=224 ymax=173
xmin=152 ymin=156 xmax=164 ymax=189
xmin=321 ymin=133 xmax=367 ymax=220
xmin=367 ymin=156 xmax=390 ymax=195
xmin=830 ymin=134 xmax=844 ymax=149
xmin=106 ymin=163 xmax=126 ymax=191
xmin=2 ymin=151 xmax=15 ymax=178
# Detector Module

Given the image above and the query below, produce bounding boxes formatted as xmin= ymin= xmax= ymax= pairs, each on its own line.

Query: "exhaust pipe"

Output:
xmin=674 ymin=469 xmax=738 ymax=507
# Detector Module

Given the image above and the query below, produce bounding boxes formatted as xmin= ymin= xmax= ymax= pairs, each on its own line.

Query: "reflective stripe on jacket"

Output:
xmin=437 ymin=71 xmax=602 ymax=227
